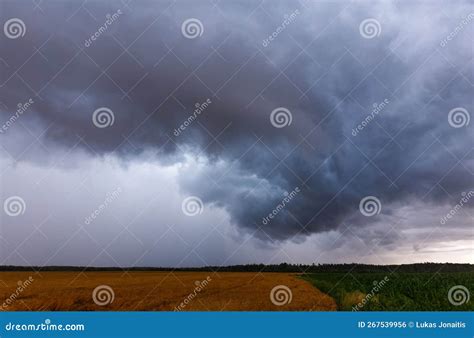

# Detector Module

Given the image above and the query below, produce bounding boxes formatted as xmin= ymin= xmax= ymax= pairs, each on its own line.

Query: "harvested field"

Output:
xmin=0 ymin=272 xmax=336 ymax=311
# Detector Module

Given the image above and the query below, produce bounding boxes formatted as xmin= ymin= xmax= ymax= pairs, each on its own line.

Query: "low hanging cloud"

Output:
xmin=0 ymin=0 xmax=472 ymax=263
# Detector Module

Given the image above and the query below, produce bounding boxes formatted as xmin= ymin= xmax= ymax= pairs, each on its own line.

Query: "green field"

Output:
xmin=302 ymin=272 xmax=474 ymax=311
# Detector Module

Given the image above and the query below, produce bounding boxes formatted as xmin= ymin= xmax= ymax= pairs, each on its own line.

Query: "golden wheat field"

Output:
xmin=0 ymin=271 xmax=336 ymax=311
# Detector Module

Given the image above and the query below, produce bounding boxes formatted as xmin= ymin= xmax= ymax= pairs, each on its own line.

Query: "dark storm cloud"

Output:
xmin=0 ymin=0 xmax=472 ymax=241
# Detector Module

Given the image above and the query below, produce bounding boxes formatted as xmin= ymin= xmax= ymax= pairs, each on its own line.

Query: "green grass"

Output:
xmin=302 ymin=272 xmax=474 ymax=311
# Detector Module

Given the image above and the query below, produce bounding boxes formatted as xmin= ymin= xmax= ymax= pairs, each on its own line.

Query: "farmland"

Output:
xmin=302 ymin=272 xmax=474 ymax=311
xmin=0 ymin=271 xmax=335 ymax=311
xmin=1 ymin=265 xmax=472 ymax=311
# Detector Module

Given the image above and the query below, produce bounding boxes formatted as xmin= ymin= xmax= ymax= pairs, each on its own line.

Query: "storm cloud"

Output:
xmin=0 ymin=0 xmax=472 ymax=265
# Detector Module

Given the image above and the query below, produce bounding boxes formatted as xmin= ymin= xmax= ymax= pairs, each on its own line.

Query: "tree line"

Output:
xmin=0 ymin=262 xmax=473 ymax=273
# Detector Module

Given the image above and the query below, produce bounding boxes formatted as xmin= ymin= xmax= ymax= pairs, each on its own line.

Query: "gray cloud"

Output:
xmin=0 ymin=0 xmax=472 ymax=264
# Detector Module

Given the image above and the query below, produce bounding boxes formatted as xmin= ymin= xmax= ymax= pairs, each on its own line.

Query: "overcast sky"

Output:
xmin=0 ymin=0 xmax=472 ymax=267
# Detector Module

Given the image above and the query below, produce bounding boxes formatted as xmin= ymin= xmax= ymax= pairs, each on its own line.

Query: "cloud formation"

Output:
xmin=0 ymin=0 xmax=472 ymax=265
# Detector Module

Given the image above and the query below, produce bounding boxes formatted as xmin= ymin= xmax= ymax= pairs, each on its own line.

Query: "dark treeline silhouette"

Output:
xmin=1 ymin=263 xmax=473 ymax=273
